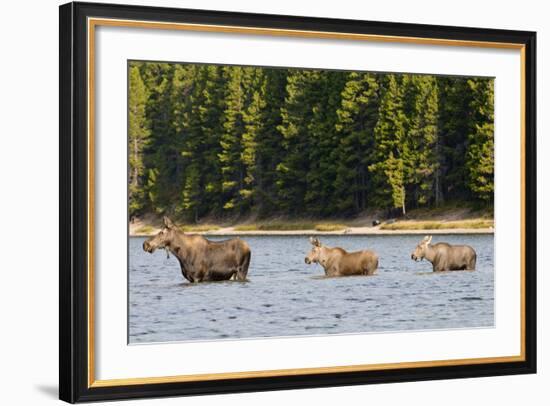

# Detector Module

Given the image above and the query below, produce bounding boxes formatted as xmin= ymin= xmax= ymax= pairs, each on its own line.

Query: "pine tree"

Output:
xmin=176 ymin=64 xmax=206 ymax=221
xmin=385 ymin=151 xmax=406 ymax=214
xmin=406 ymin=75 xmax=440 ymax=207
xmin=169 ymin=64 xmax=228 ymax=221
xmin=437 ymin=76 xmax=475 ymax=202
xmin=254 ymin=69 xmax=287 ymax=216
xmin=198 ymin=65 xmax=227 ymax=216
xmin=140 ymin=63 xmax=178 ymax=213
xmin=369 ymin=74 xmax=409 ymax=215
xmin=466 ymin=78 xmax=494 ymax=203
xmin=276 ymin=69 xmax=316 ymax=214
xmin=240 ymin=68 xmax=268 ymax=212
xmin=128 ymin=64 xmax=150 ymax=216
xmin=334 ymin=72 xmax=381 ymax=213
xmin=219 ymin=67 xmax=258 ymax=214
xmin=304 ymin=70 xmax=347 ymax=216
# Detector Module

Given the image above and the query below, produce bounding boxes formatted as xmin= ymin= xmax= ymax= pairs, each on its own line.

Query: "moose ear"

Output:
xmin=310 ymin=237 xmax=321 ymax=247
xmin=426 ymin=235 xmax=432 ymax=245
xmin=163 ymin=216 xmax=175 ymax=229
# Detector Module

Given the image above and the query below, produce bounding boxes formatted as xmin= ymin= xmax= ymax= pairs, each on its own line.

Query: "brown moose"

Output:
xmin=143 ymin=217 xmax=251 ymax=282
xmin=304 ymin=237 xmax=379 ymax=277
xmin=411 ymin=235 xmax=476 ymax=272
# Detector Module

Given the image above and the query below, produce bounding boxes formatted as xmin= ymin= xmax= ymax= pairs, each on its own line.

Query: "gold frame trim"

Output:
xmin=87 ymin=17 xmax=527 ymax=388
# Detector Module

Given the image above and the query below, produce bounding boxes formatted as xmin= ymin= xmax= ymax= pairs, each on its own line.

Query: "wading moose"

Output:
xmin=305 ymin=237 xmax=379 ymax=277
xmin=143 ymin=217 xmax=251 ymax=282
xmin=411 ymin=235 xmax=477 ymax=272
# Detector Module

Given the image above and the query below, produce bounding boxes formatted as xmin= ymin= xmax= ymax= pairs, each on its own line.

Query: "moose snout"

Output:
xmin=305 ymin=257 xmax=311 ymax=264
xmin=143 ymin=241 xmax=151 ymax=253
xmin=411 ymin=254 xmax=422 ymax=262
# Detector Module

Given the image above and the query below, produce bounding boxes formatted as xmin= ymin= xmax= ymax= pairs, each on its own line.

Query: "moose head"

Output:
xmin=143 ymin=216 xmax=178 ymax=254
xmin=305 ymin=237 xmax=323 ymax=264
xmin=411 ymin=235 xmax=432 ymax=261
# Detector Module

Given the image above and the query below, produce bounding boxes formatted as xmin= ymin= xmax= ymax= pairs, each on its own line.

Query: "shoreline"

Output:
xmin=130 ymin=226 xmax=494 ymax=237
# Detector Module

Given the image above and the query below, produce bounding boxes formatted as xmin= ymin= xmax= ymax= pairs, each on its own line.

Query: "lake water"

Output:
xmin=129 ymin=234 xmax=494 ymax=344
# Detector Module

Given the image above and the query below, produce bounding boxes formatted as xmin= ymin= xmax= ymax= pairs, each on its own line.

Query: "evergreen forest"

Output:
xmin=129 ymin=61 xmax=494 ymax=222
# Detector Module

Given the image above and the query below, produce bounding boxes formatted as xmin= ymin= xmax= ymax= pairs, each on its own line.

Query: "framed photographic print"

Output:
xmin=59 ymin=1 xmax=537 ymax=403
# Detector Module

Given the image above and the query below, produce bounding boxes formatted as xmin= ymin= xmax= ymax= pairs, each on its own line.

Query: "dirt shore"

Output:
xmin=130 ymin=224 xmax=493 ymax=237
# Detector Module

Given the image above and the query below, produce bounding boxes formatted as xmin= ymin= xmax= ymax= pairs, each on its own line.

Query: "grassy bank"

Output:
xmin=379 ymin=219 xmax=494 ymax=231
xmin=234 ymin=222 xmax=348 ymax=232
xmin=136 ymin=224 xmax=220 ymax=234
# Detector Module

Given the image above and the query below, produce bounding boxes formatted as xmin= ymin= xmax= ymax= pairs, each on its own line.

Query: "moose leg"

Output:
xmin=365 ymin=258 xmax=378 ymax=275
xmin=236 ymin=251 xmax=251 ymax=281
xmin=328 ymin=265 xmax=340 ymax=277
xmin=467 ymin=256 xmax=477 ymax=271
xmin=180 ymin=267 xmax=193 ymax=283
xmin=193 ymin=264 xmax=208 ymax=282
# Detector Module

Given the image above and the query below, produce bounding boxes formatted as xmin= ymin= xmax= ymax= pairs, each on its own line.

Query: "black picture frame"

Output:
xmin=59 ymin=1 xmax=537 ymax=403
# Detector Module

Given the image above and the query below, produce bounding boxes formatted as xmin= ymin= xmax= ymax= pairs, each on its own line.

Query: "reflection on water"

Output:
xmin=129 ymin=234 xmax=494 ymax=343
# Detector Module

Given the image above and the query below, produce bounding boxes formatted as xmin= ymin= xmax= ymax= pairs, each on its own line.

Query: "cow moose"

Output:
xmin=411 ymin=235 xmax=477 ymax=272
xmin=305 ymin=237 xmax=378 ymax=277
xmin=143 ymin=217 xmax=251 ymax=282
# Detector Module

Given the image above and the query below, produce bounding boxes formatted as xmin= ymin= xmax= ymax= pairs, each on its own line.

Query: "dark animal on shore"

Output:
xmin=304 ymin=237 xmax=378 ymax=277
xmin=372 ymin=220 xmax=381 ymax=227
xmin=411 ymin=235 xmax=476 ymax=272
xmin=143 ymin=217 xmax=251 ymax=282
